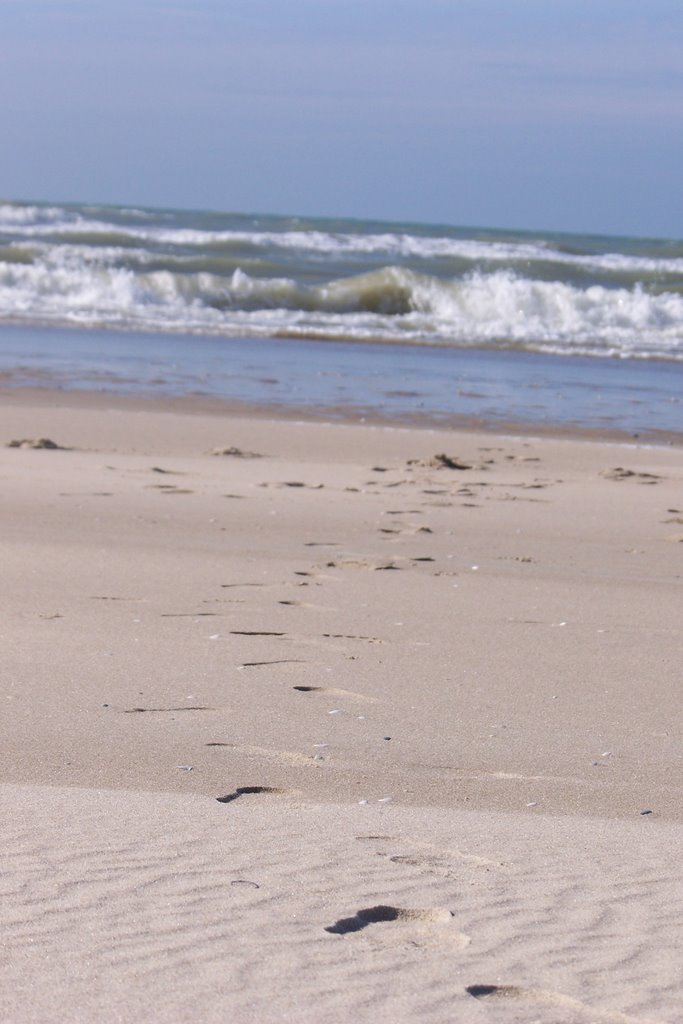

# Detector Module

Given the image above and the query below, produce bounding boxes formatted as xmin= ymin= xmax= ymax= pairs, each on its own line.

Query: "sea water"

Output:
xmin=0 ymin=200 xmax=681 ymax=436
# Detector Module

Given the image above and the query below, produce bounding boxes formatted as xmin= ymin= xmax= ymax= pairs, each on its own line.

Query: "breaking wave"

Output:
xmin=0 ymin=254 xmax=681 ymax=359
xmin=1 ymin=200 xmax=682 ymax=359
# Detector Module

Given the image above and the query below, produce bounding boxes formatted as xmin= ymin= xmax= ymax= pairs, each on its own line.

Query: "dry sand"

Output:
xmin=1 ymin=388 xmax=681 ymax=1023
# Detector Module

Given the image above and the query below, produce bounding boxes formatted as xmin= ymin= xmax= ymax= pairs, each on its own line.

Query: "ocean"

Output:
xmin=1 ymin=200 xmax=682 ymax=438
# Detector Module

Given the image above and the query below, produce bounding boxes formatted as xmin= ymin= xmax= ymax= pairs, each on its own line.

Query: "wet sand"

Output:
xmin=1 ymin=388 xmax=681 ymax=1023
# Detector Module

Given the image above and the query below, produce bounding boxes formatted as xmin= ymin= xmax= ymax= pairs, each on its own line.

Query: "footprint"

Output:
xmin=7 ymin=437 xmax=70 ymax=450
xmin=121 ymin=705 xmax=213 ymax=714
xmin=293 ymin=686 xmax=377 ymax=704
xmin=160 ymin=612 xmax=219 ymax=617
xmin=324 ymin=559 xmax=375 ymax=570
xmin=325 ymin=905 xmax=467 ymax=949
xmin=359 ymin=835 xmax=503 ymax=870
xmin=208 ymin=446 xmax=263 ymax=458
xmin=408 ymin=454 xmax=473 ymax=470
xmin=602 ymin=467 xmax=662 ymax=483
xmin=277 ymin=481 xmax=323 ymax=489
xmin=239 ymin=659 xmax=306 ymax=668
xmin=206 ymin=743 xmax=316 ymax=767
xmin=220 ymin=583 xmax=267 ymax=589
xmin=146 ymin=484 xmax=194 ymax=494
xmin=230 ymin=630 xmax=286 ymax=636
xmin=321 ymin=633 xmax=383 ymax=644
xmin=465 ymin=985 xmax=652 ymax=1022
xmin=326 ymin=905 xmax=453 ymax=933
xmin=216 ymin=786 xmax=298 ymax=804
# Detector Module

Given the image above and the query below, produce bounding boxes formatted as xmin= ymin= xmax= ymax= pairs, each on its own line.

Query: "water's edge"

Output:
xmin=1 ymin=324 xmax=681 ymax=444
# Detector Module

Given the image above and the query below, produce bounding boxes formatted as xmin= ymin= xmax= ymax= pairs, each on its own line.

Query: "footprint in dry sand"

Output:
xmin=230 ymin=630 xmax=286 ymax=636
xmin=7 ymin=437 xmax=70 ymax=450
xmin=601 ymin=467 xmax=663 ymax=484
xmin=324 ymin=558 xmax=402 ymax=571
xmin=407 ymin=454 xmax=473 ymax=471
xmin=120 ymin=705 xmax=214 ymax=714
xmin=239 ymin=659 xmax=306 ymax=668
xmin=326 ymin=904 xmax=452 ymax=933
xmin=146 ymin=484 xmax=194 ymax=494
xmin=321 ymin=632 xmax=383 ymax=643
xmin=208 ymin=446 xmax=263 ymax=458
xmin=207 ymin=743 xmax=317 ymax=767
xmin=465 ymin=985 xmax=652 ymax=1023
xmin=216 ymin=786 xmax=298 ymax=804
xmin=325 ymin=905 xmax=468 ymax=948
xmin=356 ymin=835 xmax=504 ymax=870
xmin=293 ymin=685 xmax=377 ymax=704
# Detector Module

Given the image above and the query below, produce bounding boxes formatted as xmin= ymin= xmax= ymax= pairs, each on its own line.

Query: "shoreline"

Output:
xmin=2 ymin=322 xmax=682 ymax=443
xmin=2 ymin=383 xmax=682 ymax=448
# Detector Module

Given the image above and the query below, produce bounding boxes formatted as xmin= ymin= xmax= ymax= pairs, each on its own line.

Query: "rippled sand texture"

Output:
xmin=1 ymin=390 xmax=681 ymax=1022
xmin=2 ymin=788 xmax=681 ymax=1024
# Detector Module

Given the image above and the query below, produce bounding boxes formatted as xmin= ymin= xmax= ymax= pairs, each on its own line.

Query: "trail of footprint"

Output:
xmin=216 ymin=786 xmax=298 ymax=804
xmin=465 ymin=985 xmax=655 ymax=1023
xmin=293 ymin=685 xmax=377 ymax=704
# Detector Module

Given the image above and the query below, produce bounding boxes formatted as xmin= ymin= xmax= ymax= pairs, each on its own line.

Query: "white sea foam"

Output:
xmin=3 ymin=208 xmax=683 ymax=276
xmin=0 ymin=204 xmax=64 ymax=226
xmin=1 ymin=254 xmax=681 ymax=359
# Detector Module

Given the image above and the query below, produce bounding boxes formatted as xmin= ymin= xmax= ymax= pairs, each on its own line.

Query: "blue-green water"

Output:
xmin=1 ymin=200 xmax=682 ymax=436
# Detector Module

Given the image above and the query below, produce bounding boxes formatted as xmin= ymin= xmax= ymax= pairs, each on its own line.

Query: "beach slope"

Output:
xmin=1 ymin=390 xmax=681 ymax=1023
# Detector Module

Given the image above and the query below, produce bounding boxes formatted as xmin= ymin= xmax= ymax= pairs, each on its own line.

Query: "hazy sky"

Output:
xmin=2 ymin=0 xmax=682 ymax=237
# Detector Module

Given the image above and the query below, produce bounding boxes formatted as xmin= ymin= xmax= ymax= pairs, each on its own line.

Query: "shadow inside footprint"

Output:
xmin=216 ymin=786 xmax=293 ymax=804
xmin=326 ymin=905 xmax=400 ymax=934
xmin=467 ymin=985 xmax=510 ymax=999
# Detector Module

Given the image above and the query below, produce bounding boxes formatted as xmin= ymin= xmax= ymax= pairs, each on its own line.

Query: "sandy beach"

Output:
xmin=1 ymin=387 xmax=681 ymax=1023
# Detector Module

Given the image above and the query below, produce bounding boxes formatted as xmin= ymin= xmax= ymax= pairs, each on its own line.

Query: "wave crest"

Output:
xmin=0 ymin=244 xmax=681 ymax=358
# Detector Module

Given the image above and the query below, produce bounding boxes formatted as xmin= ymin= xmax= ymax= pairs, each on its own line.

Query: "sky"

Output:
xmin=1 ymin=0 xmax=682 ymax=238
